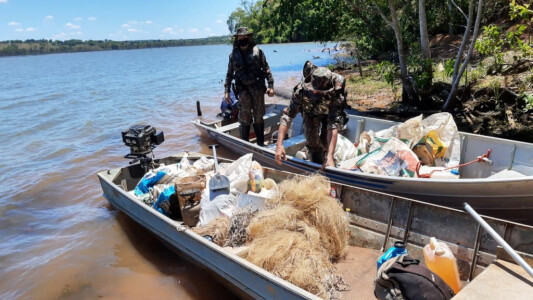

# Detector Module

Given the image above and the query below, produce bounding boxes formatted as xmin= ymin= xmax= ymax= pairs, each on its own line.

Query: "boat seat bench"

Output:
xmin=217 ymin=112 xmax=281 ymax=136
xmin=453 ymin=259 xmax=533 ymax=299
xmin=266 ymin=134 xmax=307 ymax=155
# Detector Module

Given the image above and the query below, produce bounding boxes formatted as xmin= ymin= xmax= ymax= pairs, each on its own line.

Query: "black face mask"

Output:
xmin=238 ymin=39 xmax=249 ymax=47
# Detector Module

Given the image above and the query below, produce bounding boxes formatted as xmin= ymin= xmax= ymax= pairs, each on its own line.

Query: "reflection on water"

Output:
xmin=0 ymin=42 xmax=336 ymax=299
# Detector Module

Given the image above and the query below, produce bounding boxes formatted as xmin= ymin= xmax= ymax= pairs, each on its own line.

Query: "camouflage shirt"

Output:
xmin=224 ymin=45 xmax=274 ymax=93
xmin=280 ymin=71 xmax=347 ymax=130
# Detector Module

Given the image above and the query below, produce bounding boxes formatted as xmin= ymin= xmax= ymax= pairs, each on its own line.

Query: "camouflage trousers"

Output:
xmin=303 ymin=113 xmax=328 ymax=153
xmin=238 ymin=86 xmax=265 ymax=125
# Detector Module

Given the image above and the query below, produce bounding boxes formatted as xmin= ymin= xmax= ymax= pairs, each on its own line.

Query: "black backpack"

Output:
xmin=375 ymin=255 xmax=455 ymax=300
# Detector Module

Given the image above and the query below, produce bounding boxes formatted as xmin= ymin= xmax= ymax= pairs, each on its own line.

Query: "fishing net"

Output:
xmin=277 ymin=174 xmax=349 ymax=261
xmin=242 ymin=230 xmax=344 ymax=299
xmin=243 ymin=174 xmax=350 ymax=299
xmin=191 ymin=216 xmax=230 ymax=246
xmin=303 ymin=196 xmax=349 ymax=261
xmin=225 ymin=207 xmax=256 ymax=247
xmin=246 ymin=205 xmax=304 ymax=240
xmin=274 ymin=174 xmax=331 ymax=210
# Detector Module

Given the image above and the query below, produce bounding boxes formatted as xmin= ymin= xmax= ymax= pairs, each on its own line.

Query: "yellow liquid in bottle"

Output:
xmin=423 ymin=238 xmax=461 ymax=294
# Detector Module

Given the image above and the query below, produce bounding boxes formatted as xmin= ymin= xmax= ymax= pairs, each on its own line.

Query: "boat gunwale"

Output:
xmin=191 ymin=119 xmax=533 ymax=185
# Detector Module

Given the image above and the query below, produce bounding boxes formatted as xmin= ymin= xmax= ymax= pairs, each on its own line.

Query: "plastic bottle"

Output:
xmin=377 ymin=241 xmax=408 ymax=270
xmin=423 ymin=237 xmax=461 ymax=294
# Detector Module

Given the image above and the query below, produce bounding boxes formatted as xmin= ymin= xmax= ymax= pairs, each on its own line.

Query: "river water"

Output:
xmin=0 ymin=43 xmax=336 ymax=299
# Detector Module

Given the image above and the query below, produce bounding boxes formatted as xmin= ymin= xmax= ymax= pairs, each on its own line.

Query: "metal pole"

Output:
xmin=464 ymin=203 xmax=533 ymax=277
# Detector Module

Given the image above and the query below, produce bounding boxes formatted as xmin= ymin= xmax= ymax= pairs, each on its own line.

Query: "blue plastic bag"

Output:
xmin=152 ymin=185 xmax=175 ymax=216
xmin=134 ymin=169 xmax=169 ymax=196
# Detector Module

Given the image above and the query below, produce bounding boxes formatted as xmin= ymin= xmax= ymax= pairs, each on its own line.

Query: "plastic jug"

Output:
xmin=423 ymin=237 xmax=461 ymax=294
xmin=377 ymin=241 xmax=407 ymax=270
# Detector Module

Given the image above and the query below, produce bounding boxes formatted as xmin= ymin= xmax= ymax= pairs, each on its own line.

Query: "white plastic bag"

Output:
xmin=198 ymin=193 xmax=237 ymax=226
xmin=220 ymin=153 xmax=253 ymax=194
xmin=420 ymin=112 xmax=461 ymax=167
xmin=334 ymin=134 xmax=358 ymax=166
xmin=193 ymin=156 xmax=215 ymax=172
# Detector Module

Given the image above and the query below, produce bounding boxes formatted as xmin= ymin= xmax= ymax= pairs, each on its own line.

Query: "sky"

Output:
xmin=0 ymin=0 xmax=242 ymax=41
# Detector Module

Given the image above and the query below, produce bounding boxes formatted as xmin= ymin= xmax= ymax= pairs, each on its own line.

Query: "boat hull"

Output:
xmin=98 ymin=169 xmax=319 ymax=300
xmin=193 ymin=121 xmax=533 ymax=225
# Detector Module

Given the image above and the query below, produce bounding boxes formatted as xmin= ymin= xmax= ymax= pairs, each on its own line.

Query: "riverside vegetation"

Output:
xmin=228 ymin=0 xmax=532 ymax=142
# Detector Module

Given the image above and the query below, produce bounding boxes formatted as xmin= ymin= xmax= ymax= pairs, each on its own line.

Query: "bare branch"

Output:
xmin=450 ymin=0 xmax=468 ymax=21
xmin=451 ymin=0 xmax=474 ymax=82
xmin=374 ymin=3 xmax=394 ymax=28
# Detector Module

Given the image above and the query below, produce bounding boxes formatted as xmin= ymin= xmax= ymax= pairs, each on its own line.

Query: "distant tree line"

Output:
xmin=0 ymin=36 xmax=231 ymax=57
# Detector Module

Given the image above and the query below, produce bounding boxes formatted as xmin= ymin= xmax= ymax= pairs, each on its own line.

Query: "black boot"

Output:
xmin=310 ymin=151 xmax=324 ymax=164
xmin=240 ymin=124 xmax=251 ymax=142
xmin=253 ymin=123 xmax=265 ymax=147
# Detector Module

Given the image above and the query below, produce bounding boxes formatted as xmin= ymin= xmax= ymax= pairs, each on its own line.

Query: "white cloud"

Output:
xmin=127 ymin=28 xmax=141 ymax=32
xmin=216 ymin=19 xmax=223 ymax=24
xmin=190 ymin=28 xmax=198 ymax=33
xmin=52 ymin=33 xmax=67 ymax=39
xmin=121 ymin=24 xmax=130 ymax=28
xmin=145 ymin=20 xmax=152 ymax=24
xmin=204 ymin=27 xmax=211 ymax=32
xmin=45 ymin=15 xmax=54 ymax=21
xmin=0 ymin=0 xmax=7 ymax=3
xmin=66 ymin=22 xmax=81 ymax=29
xmin=88 ymin=17 xmax=97 ymax=21
xmin=26 ymin=27 xmax=36 ymax=32
xmin=162 ymin=28 xmax=177 ymax=36
xmin=14 ymin=28 xmax=23 ymax=32
xmin=8 ymin=21 xmax=21 ymax=26
xmin=71 ymin=31 xmax=82 ymax=36
xmin=74 ymin=17 xmax=82 ymax=21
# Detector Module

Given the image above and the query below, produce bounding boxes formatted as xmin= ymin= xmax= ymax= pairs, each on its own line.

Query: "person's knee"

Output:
xmin=253 ymin=115 xmax=264 ymax=124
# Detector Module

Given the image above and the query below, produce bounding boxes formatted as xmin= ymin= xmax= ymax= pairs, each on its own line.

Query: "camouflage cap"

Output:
xmin=234 ymin=27 xmax=253 ymax=36
xmin=311 ymin=67 xmax=333 ymax=90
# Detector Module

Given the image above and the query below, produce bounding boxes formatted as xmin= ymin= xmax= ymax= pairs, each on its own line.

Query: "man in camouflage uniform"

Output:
xmin=224 ymin=27 xmax=274 ymax=147
xmin=275 ymin=61 xmax=348 ymax=168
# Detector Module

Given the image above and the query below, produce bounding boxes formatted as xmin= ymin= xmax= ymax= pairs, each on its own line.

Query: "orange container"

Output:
xmin=423 ymin=237 xmax=461 ymax=294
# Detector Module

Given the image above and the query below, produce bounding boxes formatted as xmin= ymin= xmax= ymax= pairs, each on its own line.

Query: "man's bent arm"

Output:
xmin=224 ymin=56 xmax=234 ymax=94
xmin=324 ymin=128 xmax=339 ymax=168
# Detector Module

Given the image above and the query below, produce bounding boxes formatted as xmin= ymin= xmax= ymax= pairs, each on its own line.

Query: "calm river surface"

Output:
xmin=0 ymin=42 xmax=336 ymax=299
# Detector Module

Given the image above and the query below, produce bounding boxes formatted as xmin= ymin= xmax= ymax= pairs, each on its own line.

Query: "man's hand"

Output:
xmin=224 ymin=92 xmax=231 ymax=104
xmin=322 ymin=155 xmax=335 ymax=170
xmin=275 ymin=145 xmax=286 ymax=165
xmin=266 ymin=88 xmax=274 ymax=97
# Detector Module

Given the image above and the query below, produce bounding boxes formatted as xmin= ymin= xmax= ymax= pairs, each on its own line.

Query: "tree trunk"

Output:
xmin=388 ymin=0 xmax=418 ymax=103
xmin=448 ymin=0 xmax=454 ymax=34
xmin=442 ymin=0 xmax=483 ymax=111
xmin=354 ymin=42 xmax=363 ymax=77
xmin=419 ymin=0 xmax=432 ymax=97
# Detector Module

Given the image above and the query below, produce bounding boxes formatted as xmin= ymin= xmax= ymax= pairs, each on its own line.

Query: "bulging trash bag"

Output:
xmin=334 ymin=134 xmax=358 ymax=166
xmin=152 ymin=184 xmax=176 ymax=216
xmin=356 ymin=137 xmax=420 ymax=177
xmin=193 ymin=156 xmax=215 ymax=172
xmin=198 ymin=193 xmax=237 ymax=226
